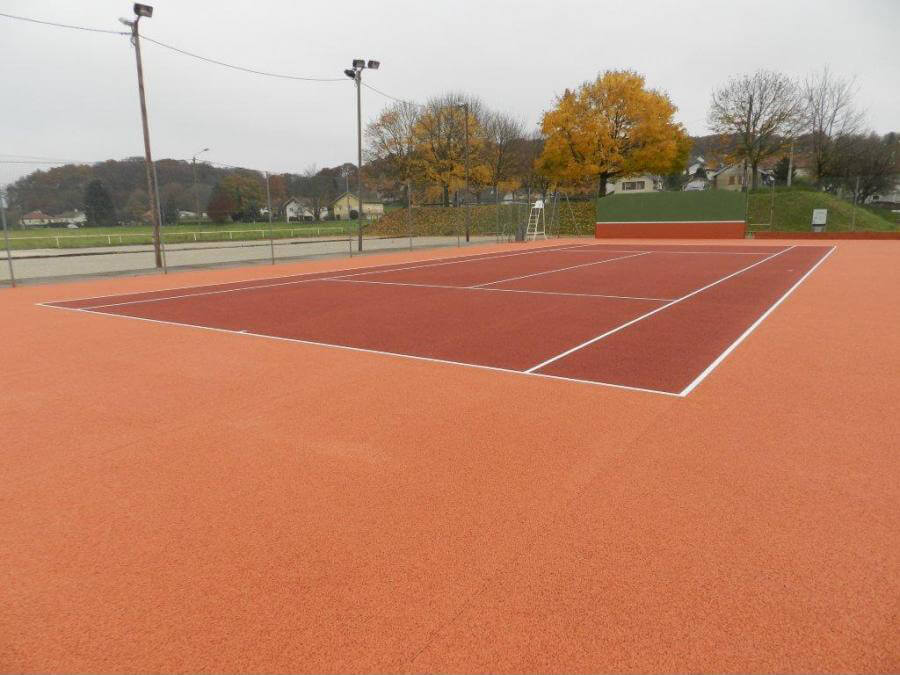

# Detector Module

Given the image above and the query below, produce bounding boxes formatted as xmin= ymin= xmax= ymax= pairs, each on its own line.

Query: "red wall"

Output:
xmin=595 ymin=221 xmax=746 ymax=239
xmin=754 ymin=231 xmax=900 ymax=240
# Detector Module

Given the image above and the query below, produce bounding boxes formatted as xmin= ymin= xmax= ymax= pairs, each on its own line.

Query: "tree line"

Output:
xmin=6 ymin=67 xmax=896 ymax=227
xmin=707 ymin=67 xmax=898 ymax=200
xmin=5 ymin=158 xmax=364 ymax=226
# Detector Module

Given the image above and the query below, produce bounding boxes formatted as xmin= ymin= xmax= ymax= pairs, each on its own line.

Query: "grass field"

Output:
xmin=1 ymin=221 xmax=366 ymax=250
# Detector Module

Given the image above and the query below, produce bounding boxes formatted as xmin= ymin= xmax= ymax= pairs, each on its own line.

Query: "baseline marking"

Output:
xmin=525 ymin=246 xmax=797 ymax=373
xmin=471 ymin=251 xmax=651 ymax=288
xmin=40 ymin=303 xmax=682 ymax=398
xmin=678 ymin=246 xmax=836 ymax=396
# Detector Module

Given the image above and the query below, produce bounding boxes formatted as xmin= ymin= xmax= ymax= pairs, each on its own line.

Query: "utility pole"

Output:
xmin=1 ymin=185 xmax=15 ymax=288
xmin=121 ymin=5 xmax=163 ymax=269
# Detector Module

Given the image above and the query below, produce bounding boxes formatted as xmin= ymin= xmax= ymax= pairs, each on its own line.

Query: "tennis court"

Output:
xmin=42 ymin=241 xmax=835 ymax=395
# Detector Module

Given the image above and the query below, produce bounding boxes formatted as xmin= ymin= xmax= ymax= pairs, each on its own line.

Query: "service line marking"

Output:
xmin=38 ymin=240 xmax=603 ymax=306
xmin=57 ymin=241 xmax=618 ymax=310
xmin=525 ymin=246 xmax=797 ymax=374
xmin=326 ymin=278 xmax=672 ymax=302
xmin=470 ymin=251 xmax=651 ymax=288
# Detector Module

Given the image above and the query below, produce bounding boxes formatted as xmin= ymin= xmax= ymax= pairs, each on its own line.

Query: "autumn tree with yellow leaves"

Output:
xmin=538 ymin=70 xmax=690 ymax=196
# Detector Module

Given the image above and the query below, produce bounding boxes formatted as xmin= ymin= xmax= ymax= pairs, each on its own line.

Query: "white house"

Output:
xmin=282 ymin=197 xmax=325 ymax=222
xmin=21 ymin=210 xmax=51 ymax=226
xmin=56 ymin=210 xmax=87 ymax=226
xmin=21 ymin=209 xmax=87 ymax=227
xmin=607 ymin=174 xmax=663 ymax=194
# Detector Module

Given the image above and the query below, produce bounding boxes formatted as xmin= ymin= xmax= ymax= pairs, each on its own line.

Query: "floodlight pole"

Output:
xmin=356 ymin=71 xmax=363 ymax=251
xmin=126 ymin=12 xmax=163 ymax=269
xmin=345 ymin=59 xmax=379 ymax=252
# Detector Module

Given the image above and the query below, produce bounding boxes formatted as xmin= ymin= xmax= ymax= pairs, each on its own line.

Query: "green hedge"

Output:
xmin=370 ymin=201 xmax=597 ymax=237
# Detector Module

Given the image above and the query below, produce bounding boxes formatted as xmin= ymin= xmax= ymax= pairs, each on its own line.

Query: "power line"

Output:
xmin=362 ymin=82 xmax=424 ymax=107
xmin=0 ymin=11 xmax=348 ymax=83
xmin=0 ymin=11 xmax=126 ymax=35
xmin=0 ymin=160 xmax=82 ymax=165
xmin=139 ymin=36 xmax=346 ymax=82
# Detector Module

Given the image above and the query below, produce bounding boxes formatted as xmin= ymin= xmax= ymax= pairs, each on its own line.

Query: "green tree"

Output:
xmin=206 ymin=182 xmax=236 ymax=223
xmin=83 ymin=179 xmax=117 ymax=226
xmin=221 ymin=174 xmax=265 ymax=221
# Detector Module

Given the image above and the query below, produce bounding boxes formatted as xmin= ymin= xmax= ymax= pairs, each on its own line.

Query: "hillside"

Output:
xmin=747 ymin=187 xmax=898 ymax=232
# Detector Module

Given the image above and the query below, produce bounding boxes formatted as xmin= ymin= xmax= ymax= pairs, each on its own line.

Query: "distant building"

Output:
xmin=21 ymin=210 xmax=52 ymax=226
xmin=331 ymin=192 xmax=384 ymax=220
xmin=708 ymin=164 xmax=771 ymax=191
xmin=21 ymin=209 xmax=86 ymax=227
xmin=282 ymin=197 xmax=327 ymax=222
xmin=607 ymin=174 xmax=663 ymax=194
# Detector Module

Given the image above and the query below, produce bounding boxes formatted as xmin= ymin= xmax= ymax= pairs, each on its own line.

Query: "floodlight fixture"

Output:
xmin=133 ymin=3 xmax=153 ymax=17
xmin=344 ymin=69 xmax=356 ymax=79
xmin=118 ymin=17 xmax=133 ymax=26
xmin=352 ymin=59 xmax=366 ymax=69
xmin=367 ymin=60 xmax=380 ymax=70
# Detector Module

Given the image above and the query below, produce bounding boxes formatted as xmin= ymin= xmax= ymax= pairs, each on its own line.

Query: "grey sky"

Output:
xmin=1 ymin=0 xmax=897 ymax=185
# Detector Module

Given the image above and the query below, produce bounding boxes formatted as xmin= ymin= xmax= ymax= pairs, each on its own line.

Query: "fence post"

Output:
xmin=1 ymin=186 xmax=16 ymax=287
xmin=407 ymin=178 xmax=413 ymax=251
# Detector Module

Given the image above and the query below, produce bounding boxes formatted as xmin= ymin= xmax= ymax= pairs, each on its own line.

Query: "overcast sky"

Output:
xmin=1 ymin=0 xmax=898 ymax=185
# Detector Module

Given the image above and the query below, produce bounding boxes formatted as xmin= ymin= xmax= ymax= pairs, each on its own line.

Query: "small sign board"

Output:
xmin=812 ymin=209 xmax=828 ymax=225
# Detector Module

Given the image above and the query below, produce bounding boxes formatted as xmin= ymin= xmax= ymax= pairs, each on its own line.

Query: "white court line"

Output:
xmin=678 ymin=246 xmax=836 ymax=396
xmin=470 ymin=251 xmax=652 ymax=288
xmin=62 ymin=242 xmax=612 ymax=310
xmin=525 ymin=245 xmax=797 ymax=374
xmin=548 ymin=249 xmax=777 ymax=255
xmin=326 ymin=278 xmax=672 ymax=302
xmin=38 ymin=240 xmax=605 ymax=306
xmin=39 ymin=303 xmax=682 ymax=397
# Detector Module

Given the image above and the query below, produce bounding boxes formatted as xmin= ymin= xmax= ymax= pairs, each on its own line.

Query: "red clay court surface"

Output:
xmin=3 ymin=238 xmax=899 ymax=673
xmin=42 ymin=242 xmax=834 ymax=396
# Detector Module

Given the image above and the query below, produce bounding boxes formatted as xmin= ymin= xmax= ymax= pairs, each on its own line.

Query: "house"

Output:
xmin=20 ymin=209 xmax=87 ymax=227
xmin=56 ymin=210 xmax=87 ymax=226
xmin=607 ymin=174 xmax=663 ymax=194
xmin=21 ymin=210 xmax=52 ymax=226
xmin=709 ymin=164 xmax=772 ymax=191
xmin=331 ymin=192 xmax=384 ymax=220
xmin=282 ymin=197 xmax=326 ymax=222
